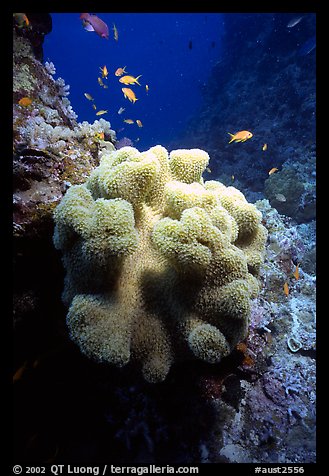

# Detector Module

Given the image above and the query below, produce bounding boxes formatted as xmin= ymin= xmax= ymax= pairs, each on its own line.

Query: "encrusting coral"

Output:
xmin=53 ymin=146 xmax=268 ymax=382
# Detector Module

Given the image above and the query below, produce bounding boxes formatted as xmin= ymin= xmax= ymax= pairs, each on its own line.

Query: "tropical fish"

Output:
xmin=283 ymin=282 xmax=289 ymax=296
xmin=92 ymin=104 xmax=97 ymax=110
xmin=231 ymin=175 xmax=235 ymax=182
xmin=115 ymin=66 xmax=128 ymax=77
xmin=84 ymin=93 xmax=94 ymax=101
xmin=13 ymin=361 xmax=28 ymax=382
xmin=262 ymin=143 xmax=268 ymax=151
xmin=99 ymin=65 xmax=108 ymax=78
xmin=136 ymin=120 xmax=143 ymax=128
xmin=124 ymin=119 xmax=134 ymax=124
xmin=122 ymin=87 xmax=138 ymax=103
xmin=206 ymin=167 xmax=211 ymax=173
xmin=293 ymin=264 xmax=299 ymax=280
xmin=117 ymin=107 xmax=125 ymax=115
xmin=98 ymin=77 xmax=108 ymax=88
xmin=18 ymin=97 xmax=33 ymax=107
xmin=275 ymin=193 xmax=286 ymax=202
xmin=145 ymin=84 xmax=149 ymax=94
xmin=287 ymin=16 xmax=303 ymax=28
xmin=96 ymin=110 xmax=108 ymax=116
xmin=269 ymin=167 xmax=279 ymax=175
xmin=228 ymin=130 xmax=253 ymax=143
xmin=119 ymin=75 xmax=142 ymax=86
xmin=13 ymin=13 xmax=30 ymax=29
xmin=113 ymin=23 xmax=118 ymax=41
xmin=80 ymin=13 xmax=109 ymax=39
xmin=95 ymin=132 xmax=105 ymax=140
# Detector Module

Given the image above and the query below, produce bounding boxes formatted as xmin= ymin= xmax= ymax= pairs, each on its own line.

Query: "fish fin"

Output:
xmin=228 ymin=133 xmax=235 ymax=143
xmin=135 ymin=75 xmax=142 ymax=85
xmin=82 ymin=20 xmax=95 ymax=32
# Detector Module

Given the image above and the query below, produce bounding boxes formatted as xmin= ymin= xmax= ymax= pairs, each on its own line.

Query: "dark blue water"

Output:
xmin=44 ymin=13 xmax=224 ymax=150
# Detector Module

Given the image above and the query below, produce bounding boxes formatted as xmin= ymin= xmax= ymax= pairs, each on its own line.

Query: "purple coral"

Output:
xmin=115 ymin=137 xmax=134 ymax=149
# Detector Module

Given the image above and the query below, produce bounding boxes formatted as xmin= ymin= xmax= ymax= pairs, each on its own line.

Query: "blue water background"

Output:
xmin=44 ymin=13 xmax=224 ymax=150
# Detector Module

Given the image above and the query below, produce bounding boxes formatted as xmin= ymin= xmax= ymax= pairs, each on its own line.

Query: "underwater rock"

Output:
xmin=264 ymin=167 xmax=315 ymax=223
xmin=13 ymin=30 xmax=116 ymax=239
xmin=53 ymin=145 xmax=268 ymax=382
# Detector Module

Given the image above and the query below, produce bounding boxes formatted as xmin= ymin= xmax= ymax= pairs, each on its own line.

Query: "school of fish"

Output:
xmin=80 ymin=13 xmax=147 ymax=138
xmin=78 ymin=13 xmax=280 ymax=173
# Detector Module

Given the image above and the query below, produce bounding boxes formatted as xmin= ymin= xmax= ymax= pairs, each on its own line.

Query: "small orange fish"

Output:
xmin=124 ymin=119 xmax=134 ymax=124
xmin=293 ymin=264 xmax=299 ymax=280
xmin=18 ymin=97 xmax=33 ymax=107
xmin=231 ymin=175 xmax=235 ymax=182
xmin=145 ymin=84 xmax=149 ymax=94
xmin=283 ymin=282 xmax=289 ymax=296
xmin=269 ymin=167 xmax=279 ymax=175
xmin=122 ymin=87 xmax=138 ymax=103
xmin=228 ymin=130 xmax=253 ymax=143
xmin=96 ymin=110 xmax=108 ymax=116
xmin=98 ymin=77 xmax=108 ymax=88
xmin=95 ymin=132 xmax=105 ymax=140
xmin=136 ymin=119 xmax=143 ymax=128
xmin=92 ymin=103 xmax=97 ymax=110
xmin=119 ymin=75 xmax=142 ymax=86
xmin=13 ymin=361 xmax=28 ymax=382
xmin=99 ymin=65 xmax=108 ymax=78
xmin=262 ymin=143 xmax=268 ymax=151
xmin=113 ymin=23 xmax=118 ymax=41
xmin=115 ymin=66 xmax=128 ymax=77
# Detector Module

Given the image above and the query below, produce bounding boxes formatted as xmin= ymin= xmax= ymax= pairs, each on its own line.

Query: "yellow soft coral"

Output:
xmin=53 ymin=146 xmax=267 ymax=382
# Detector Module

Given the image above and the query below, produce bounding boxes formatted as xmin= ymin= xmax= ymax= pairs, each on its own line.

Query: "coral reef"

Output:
xmin=53 ymin=145 xmax=267 ymax=382
xmin=197 ymin=199 xmax=316 ymax=463
xmin=13 ymin=13 xmax=316 ymax=465
xmin=13 ymin=30 xmax=116 ymax=239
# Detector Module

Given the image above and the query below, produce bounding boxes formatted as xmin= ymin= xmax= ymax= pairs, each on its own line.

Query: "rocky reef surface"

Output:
xmin=13 ymin=14 xmax=316 ymax=465
xmin=168 ymin=13 xmax=316 ymax=225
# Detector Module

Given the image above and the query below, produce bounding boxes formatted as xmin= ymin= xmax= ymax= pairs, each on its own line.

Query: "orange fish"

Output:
xmin=95 ymin=132 xmax=105 ymax=140
xmin=283 ymin=282 xmax=289 ymax=296
xmin=262 ymin=143 xmax=268 ymax=151
xmin=13 ymin=361 xmax=28 ymax=382
xmin=115 ymin=66 xmax=128 ymax=76
xmin=99 ymin=65 xmax=108 ymax=78
xmin=122 ymin=87 xmax=138 ymax=103
xmin=228 ymin=130 xmax=253 ymax=143
xmin=123 ymin=119 xmax=134 ymax=124
xmin=18 ymin=97 xmax=33 ymax=107
xmin=136 ymin=119 xmax=143 ymax=128
xmin=293 ymin=264 xmax=299 ymax=280
xmin=145 ymin=84 xmax=149 ymax=94
xmin=119 ymin=75 xmax=142 ymax=86
xmin=268 ymin=167 xmax=279 ymax=175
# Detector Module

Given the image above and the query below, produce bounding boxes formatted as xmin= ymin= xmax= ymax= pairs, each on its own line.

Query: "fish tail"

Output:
xmin=228 ymin=133 xmax=235 ymax=143
xmin=135 ymin=75 xmax=142 ymax=85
